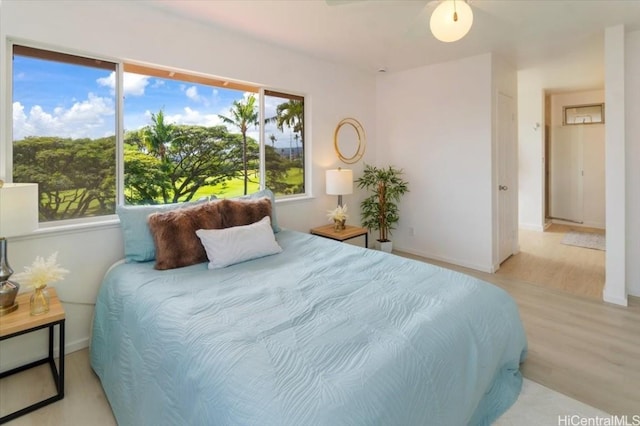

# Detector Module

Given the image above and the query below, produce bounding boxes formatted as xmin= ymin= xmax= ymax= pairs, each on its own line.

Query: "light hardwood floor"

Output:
xmin=1 ymin=242 xmax=638 ymax=423
xmin=497 ymin=224 xmax=605 ymax=300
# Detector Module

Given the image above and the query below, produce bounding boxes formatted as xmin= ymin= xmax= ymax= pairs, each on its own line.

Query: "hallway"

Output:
xmin=497 ymin=224 xmax=605 ymax=300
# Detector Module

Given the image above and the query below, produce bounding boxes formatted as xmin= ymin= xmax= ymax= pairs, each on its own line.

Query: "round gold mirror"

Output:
xmin=334 ymin=118 xmax=366 ymax=164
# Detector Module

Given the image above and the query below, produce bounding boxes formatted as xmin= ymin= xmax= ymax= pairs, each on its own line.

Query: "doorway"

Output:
xmin=544 ymin=90 xmax=606 ymax=229
xmin=509 ymin=89 xmax=606 ymax=299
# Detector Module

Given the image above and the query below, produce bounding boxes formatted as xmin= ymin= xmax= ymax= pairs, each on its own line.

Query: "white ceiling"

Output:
xmin=147 ymin=0 xmax=640 ymax=83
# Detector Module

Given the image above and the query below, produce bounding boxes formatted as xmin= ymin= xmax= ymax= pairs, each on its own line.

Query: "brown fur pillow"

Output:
xmin=148 ymin=201 xmax=223 ymax=270
xmin=219 ymin=197 xmax=272 ymax=228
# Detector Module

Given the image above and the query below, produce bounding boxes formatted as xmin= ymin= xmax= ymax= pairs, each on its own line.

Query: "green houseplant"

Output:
xmin=356 ymin=164 xmax=409 ymax=252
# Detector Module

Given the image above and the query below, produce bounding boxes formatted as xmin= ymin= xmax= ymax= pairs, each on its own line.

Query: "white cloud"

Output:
xmin=97 ymin=72 xmax=149 ymax=97
xmin=183 ymin=85 xmax=211 ymax=106
xmin=185 ymin=86 xmax=200 ymax=102
xmin=164 ymin=107 xmax=222 ymax=127
xmin=13 ymin=93 xmax=115 ymax=140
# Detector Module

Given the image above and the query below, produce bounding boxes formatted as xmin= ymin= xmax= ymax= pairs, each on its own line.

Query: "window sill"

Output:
xmin=275 ymin=194 xmax=315 ymax=204
xmin=7 ymin=217 xmax=121 ymax=241
xmin=6 ymin=194 xmax=315 ymax=241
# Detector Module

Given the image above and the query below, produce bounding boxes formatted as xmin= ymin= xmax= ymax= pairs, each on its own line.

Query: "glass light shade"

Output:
xmin=326 ymin=169 xmax=353 ymax=195
xmin=430 ymin=0 xmax=473 ymax=43
xmin=0 ymin=183 xmax=39 ymax=237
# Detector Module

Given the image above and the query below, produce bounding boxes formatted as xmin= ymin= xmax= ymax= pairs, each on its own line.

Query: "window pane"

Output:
xmin=123 ymin=68 xmax=260 ymax=204
xmin=12 ymin=45 xmax=117 ymax=222
xmin=264 ymin=91 xmax=305 ymax=196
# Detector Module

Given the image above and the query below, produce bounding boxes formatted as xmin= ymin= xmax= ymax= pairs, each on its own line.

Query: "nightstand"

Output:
xmin=0 ymin=287 xmax=65 ymax=424
xmin=310 ymin=224 xmax=369 ymax=248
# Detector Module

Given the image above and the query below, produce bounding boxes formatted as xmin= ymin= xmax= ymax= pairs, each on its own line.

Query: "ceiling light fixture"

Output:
xmin=430 ymin=0 xmax=473 ymax=43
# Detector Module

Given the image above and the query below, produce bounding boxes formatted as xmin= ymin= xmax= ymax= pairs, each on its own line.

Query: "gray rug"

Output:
xmin=561 ymin=231 xmax=606 ymax=251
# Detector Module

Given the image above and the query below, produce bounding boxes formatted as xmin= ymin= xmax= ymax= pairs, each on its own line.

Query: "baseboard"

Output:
xmin=393 ymin=246 xmax=494 ymax=273
xmin=49 ymin=337 xmax=90 ymax=359
xmin=519 ymin=223 xmax=545 ymax=232
xmin=550 ymin=219 xmax=605 ymax=230
xmin=66 ymin=337 xmax=90 ymax=355
xmin=1 ymin=336 xmax=90 ymax=372
xmin=603 ymin=291 xmax=628 ymax=307
xmin=581 ymin=221 xmax=606 ymax=230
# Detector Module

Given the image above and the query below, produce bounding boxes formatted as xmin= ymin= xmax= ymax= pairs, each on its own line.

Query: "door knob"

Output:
xmin=499 ymin=185 xmax=508 ymax=191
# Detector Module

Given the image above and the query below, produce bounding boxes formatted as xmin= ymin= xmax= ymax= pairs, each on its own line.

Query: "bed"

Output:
xmin=90 ymin=229 xmax=527 ymax=426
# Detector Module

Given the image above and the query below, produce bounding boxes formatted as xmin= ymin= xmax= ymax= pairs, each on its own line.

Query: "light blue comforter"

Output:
xmin=90 ymin=230 xmax=527 ymax=426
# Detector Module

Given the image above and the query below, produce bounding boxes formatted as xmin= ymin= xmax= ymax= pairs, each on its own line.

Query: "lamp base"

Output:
xmin=0 ymin=301 xmax=18 ymax=316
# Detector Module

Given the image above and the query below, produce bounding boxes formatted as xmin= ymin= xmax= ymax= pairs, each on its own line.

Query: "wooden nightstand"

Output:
xmin=0 ymin=287 xmax=65 ymax=424
xmin=310 ymin=224 xmax=369 ymax=248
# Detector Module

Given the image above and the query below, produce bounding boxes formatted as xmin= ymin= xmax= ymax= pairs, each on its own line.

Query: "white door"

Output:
xmin=497 ymin=93 xmax=516 ymax=264
xmin=549 ymin=126 xmax=584 ymax=223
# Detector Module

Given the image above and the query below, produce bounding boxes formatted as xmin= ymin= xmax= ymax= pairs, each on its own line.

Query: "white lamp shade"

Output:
xmin=326 ymin=169 xmax=353 ymax=195
xmin=0 ymin=183 xmax=39 ymax=237
xmin=430 ymin=0 xmax=473 ymax=43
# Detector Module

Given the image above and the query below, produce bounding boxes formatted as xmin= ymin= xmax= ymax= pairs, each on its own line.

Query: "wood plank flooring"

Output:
xmin=497 ymin=224 xmax=605 ymax=300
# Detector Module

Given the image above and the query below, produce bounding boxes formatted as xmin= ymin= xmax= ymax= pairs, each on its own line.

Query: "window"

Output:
xmin=12 ymin=46 xmax=117 ymax=222
xmin=10 ymin=44 xmax=307 ymax=223
xmin=264 ymin=91 xmax=305 ymax=196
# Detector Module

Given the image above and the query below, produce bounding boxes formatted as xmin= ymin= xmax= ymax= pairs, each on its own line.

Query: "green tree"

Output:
xmin=271 ymin=99 xmax=304 ymax=144
xmin=13 ymin=136 xmax=116 ymax=221
xmin=124 ymin=124 xmax=243 ymax=204
xmin=218 ymin=95 xmax=259 ymax=195
xmin=122 ymin=144 xmax=170 ymax=204
xmin=142 ymin=109 xmax=174 ymax=161
xmin=265 ymin=145 xmax=295 ymax=194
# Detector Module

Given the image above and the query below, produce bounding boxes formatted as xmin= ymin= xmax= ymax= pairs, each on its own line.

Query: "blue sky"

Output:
xmin=13 ymin=55 xmax=297 ymax=149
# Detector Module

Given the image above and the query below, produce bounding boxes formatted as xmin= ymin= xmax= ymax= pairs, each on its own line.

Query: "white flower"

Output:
xmin=12 ymin=252 xmax=69 ymax=290
xmin=327 ymin=204 xmax=349 ymax=222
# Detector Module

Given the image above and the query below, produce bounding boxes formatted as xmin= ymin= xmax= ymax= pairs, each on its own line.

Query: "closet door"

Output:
xmin=549 ymin=126 xmax=584 ymax=223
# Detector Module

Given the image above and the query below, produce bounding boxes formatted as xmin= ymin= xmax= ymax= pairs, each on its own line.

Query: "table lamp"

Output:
xmin=0 ymin=182 xmax=39 ymax=315
xmin=326 ymin=168 xmax=353 ymax=208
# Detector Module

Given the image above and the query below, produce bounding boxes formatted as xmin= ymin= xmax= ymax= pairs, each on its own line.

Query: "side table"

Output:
xmin=0 ymin=287 xmax=65 ymax=424
xmin=310 ymin=224 xmax=369 ymax=248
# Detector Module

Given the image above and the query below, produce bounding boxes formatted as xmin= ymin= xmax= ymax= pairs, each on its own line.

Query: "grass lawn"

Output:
xmin=42 ymin=167 xmax=305 ymax=221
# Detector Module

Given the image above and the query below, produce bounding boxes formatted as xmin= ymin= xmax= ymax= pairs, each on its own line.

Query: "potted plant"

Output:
xmin=327 ymin=204 xmax=349 ymax=231
xmin=356 ymin=164 xmax=409 ymax=252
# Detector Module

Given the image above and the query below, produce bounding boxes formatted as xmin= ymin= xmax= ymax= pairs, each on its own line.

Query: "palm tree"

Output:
xmin=143 ymin=109 xmax=174 ymax=161
xmin=269 ymin=134 xmax=276 ymax=148
xmin=267 ymin=99 xmax=304 ymax=147
xmin=218 ymin=95 xmax=259 ymax=195
xmin=277 ymin=99 xmax=303 ymax=135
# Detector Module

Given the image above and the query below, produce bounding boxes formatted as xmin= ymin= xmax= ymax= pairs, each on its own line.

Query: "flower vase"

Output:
xmin=334 ymin=219 xmax=346 ymax=232
xmin=30 ymin=286 xmax=50 ymax=316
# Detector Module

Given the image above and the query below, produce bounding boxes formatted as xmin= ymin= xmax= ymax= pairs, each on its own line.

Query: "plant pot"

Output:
xmin=376 ymin=240 xmax=393 ymax=253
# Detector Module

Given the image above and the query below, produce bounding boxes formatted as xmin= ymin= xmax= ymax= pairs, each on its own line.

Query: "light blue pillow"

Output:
xmin=117 ymin=200 xmax=205 ymax=262
xmin=234 ymin=188 xmax=280 ymax=233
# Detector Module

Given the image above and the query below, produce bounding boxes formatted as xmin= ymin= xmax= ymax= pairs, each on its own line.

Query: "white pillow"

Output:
xmin=195 ymin=216 xmax=282 ymax=269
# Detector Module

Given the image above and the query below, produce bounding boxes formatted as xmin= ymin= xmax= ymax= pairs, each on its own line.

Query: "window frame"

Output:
xmin=5 ymin=40 xmax=311 ymax=229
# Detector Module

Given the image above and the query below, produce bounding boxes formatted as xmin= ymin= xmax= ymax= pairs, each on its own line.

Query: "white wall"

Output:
xmin=376 ymin=53 xmax=496 ymax=272
xmin=603 ymin=25 xmax=627 ymax=305
xmin=548 ymin=90 xmax=605 ymax=229
xmin=625 ymin=30 xmax=640 ymax=297
xmin=517 ymin=71 xmax=545 ymax=231
xmin=0 ymin=1 xmax=377 ymax=369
